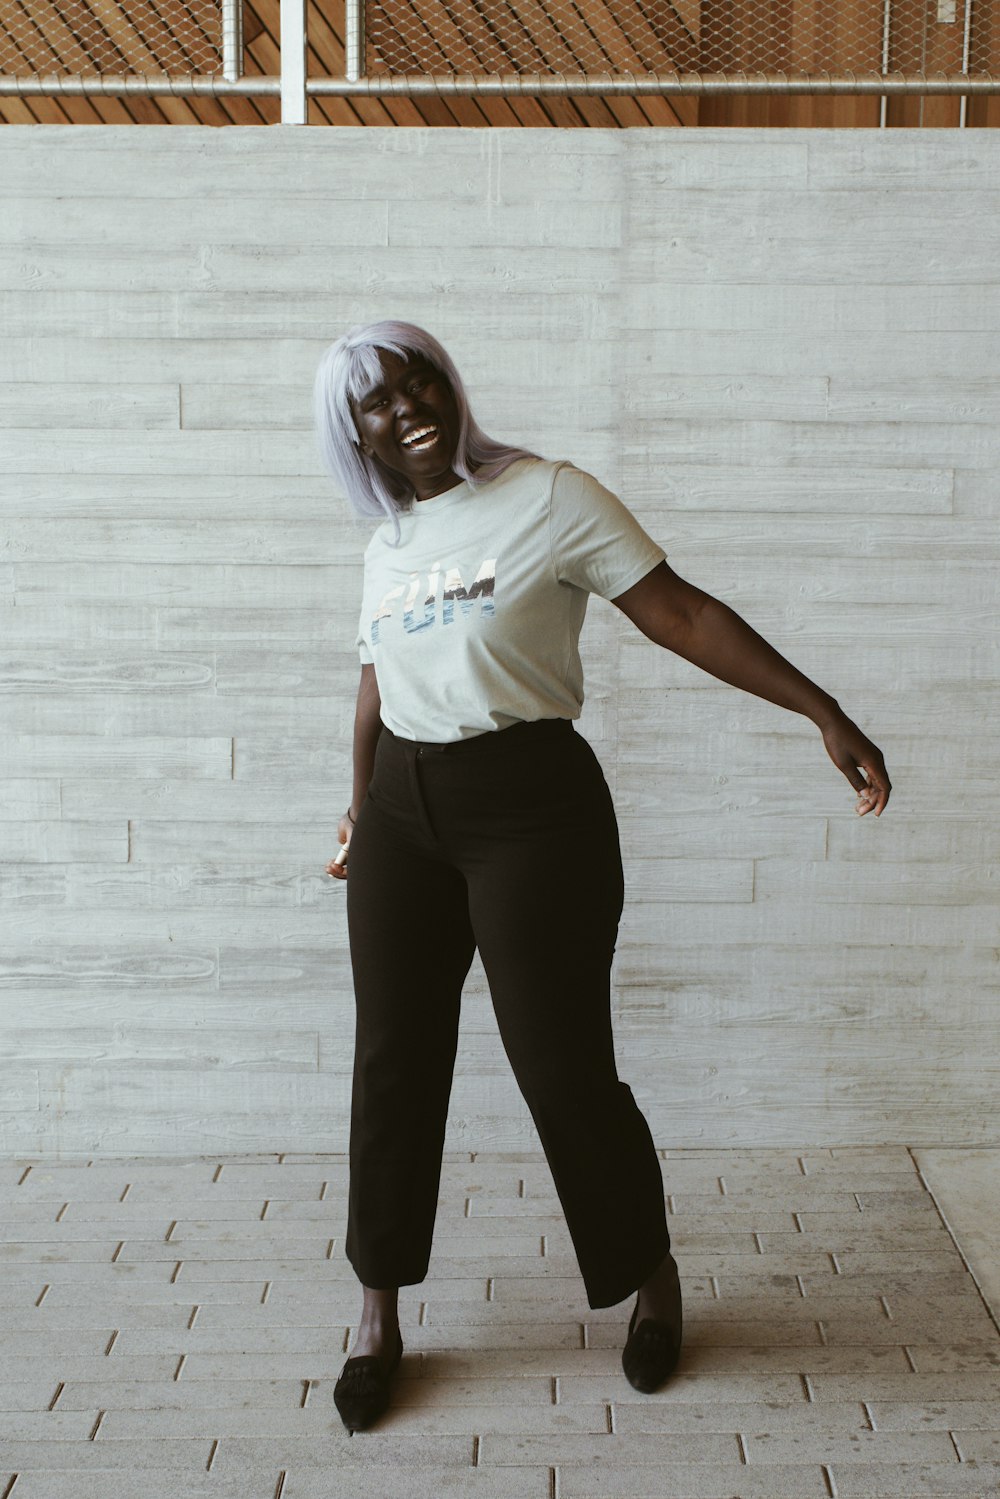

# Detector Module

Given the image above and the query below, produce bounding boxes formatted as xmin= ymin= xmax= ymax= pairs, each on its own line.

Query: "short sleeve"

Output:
xmin=548 ymin=462 xmax=666 ymax=600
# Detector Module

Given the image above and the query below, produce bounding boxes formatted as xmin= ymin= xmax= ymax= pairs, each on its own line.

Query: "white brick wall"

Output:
xmin=1 ymin=125 xmax=997 ymax=1154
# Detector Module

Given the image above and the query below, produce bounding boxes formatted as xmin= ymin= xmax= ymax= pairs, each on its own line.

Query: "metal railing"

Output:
xmin=0 ymin=0 xmax=996 ymax=122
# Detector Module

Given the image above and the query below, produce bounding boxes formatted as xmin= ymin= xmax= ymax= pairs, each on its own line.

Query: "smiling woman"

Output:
xmin=311 ymin=318 xmax=890 ymax=1435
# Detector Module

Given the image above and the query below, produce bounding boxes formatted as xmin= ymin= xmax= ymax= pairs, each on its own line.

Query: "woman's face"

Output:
xmin=351 ymin=348 xmax=462 ymax=501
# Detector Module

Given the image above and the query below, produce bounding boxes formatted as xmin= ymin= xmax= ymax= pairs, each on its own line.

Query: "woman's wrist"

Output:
xmin=809 ymin=694 xmax=844 ymax=732
xmin=345 ymin=806 xmax=357 ymax=825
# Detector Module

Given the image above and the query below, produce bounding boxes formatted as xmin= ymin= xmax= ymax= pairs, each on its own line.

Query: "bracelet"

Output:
xmin=345 ymin=808 xmax=356 ymax=825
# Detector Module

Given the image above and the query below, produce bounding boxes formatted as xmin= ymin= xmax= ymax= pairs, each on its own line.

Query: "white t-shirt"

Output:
xmin=355 ymin=455 xmax=666 ymax=743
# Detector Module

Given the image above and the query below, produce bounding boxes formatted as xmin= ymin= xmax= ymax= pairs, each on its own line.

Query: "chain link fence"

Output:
xmin=366 ymin=0 xmax=991 ymax=80
xmin=0 ymin=0 xmax=224 ymax=77
xmin=0 ymin=0 xmax=995 ymax=109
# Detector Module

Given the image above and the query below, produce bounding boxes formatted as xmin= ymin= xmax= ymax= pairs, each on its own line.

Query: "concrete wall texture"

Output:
xmin=1 ymin=125 xmax=997 ymax=1155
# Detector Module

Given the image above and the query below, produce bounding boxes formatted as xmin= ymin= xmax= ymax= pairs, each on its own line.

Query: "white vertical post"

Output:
xmin=959 ymin=0 xmax=974 ymax=127
xmin=280 ymin=0 xmax=308 ymax=124
xmin=222 ymin=0 xmax=244 ymax=82
xmin=879 ymin=0 xmax=891 ymax=128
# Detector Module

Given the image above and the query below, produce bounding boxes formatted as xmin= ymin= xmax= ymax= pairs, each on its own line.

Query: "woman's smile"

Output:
xmin=399 ymin=423 xmax=442 ymax=454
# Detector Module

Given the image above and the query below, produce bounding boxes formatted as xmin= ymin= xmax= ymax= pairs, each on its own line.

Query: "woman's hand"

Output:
xmin=325 ymin=811 xmax=354 ymax=880
xmin=818 ymin=710 xmax=892 ymax=817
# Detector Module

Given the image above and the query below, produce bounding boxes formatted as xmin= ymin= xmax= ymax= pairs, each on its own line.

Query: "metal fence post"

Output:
xmin=222 ymin=0 xmax=244 ymax=82
xmin=280 ymin=0 xmax=308 ymax=123
xmin=345 ymin=0 xmax=366 ymax=81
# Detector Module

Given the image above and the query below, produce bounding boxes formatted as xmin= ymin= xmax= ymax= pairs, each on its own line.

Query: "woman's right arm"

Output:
xmin=327 ymin=663 xmax=382 ymax=881
xmin=349 ymin=662 xmax=383 ymax=820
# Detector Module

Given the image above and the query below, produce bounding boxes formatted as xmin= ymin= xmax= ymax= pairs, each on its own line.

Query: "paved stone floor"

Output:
xmin=2 ymin=1146 xmax=1000 ymax=1499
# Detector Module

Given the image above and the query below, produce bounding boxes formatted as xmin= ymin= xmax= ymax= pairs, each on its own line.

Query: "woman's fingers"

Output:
xmin=854 ymin=761 xmax=892 ymax=817
xmin=821 ymin=716 xmax=892 ymax=817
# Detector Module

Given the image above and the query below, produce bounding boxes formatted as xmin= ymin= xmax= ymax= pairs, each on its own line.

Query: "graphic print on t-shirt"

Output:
xmin=370 ymin=556 xmax=497 ymax=647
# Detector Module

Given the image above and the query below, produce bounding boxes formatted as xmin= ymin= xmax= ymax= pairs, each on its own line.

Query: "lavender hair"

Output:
xmin=313 ymin=319 xmax=542 ymax=548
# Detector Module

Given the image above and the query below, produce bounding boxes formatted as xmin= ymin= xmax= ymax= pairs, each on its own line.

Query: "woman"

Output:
xmin=314 ymin=320 xmax=891 ymax=1432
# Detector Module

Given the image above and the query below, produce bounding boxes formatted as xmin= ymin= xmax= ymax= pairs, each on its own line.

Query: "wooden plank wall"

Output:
xmin=1 ymin=126 xmax=997 ymax=1155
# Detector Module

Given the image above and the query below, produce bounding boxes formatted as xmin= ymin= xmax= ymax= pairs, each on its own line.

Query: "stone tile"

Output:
xmin=479 ymin=1431 xmax=740 ymax=1464
xmin=669 ymin=1210 xmax=798 ymax=1232
xmin=906 ymin=1345 xmax=1000 ymax=1372
xmin=0 ymin=1331 xmax=113 ymax=1357
xmin=797 ymin=1273 xmax=973 ymax=1298
xmin=798 ymin=1210 xmax=948 ymax=1233
xmin=854 ymin=1188 xmax=947 ymax=1210
xmin=282 ymin=1470 xmax=546 ymax=1498
xmin=641 ymin=1231 xmax=764 ymax=1255
xmin=111 ymin=1327 xmax=352 ymax=1355
xmin=805 ymin=1149 xmax=918 ymax=1170
xmin=871 ymin=1400 xmax=1000 ymax=1429
xmin=208 ymin=1433 xmax=473 ymax=1472
xmin=557 ymin=1372 xmax=808 ymax=1404
xmin=37 ymin=1283 xmax=229 ymax=1307
xmin=0 ymin=1382 xmax=62 ymax=1412
xmin=189 ymin=1303 xmax=372 ymax=1329
xmin=672 ymin=1346 xmax=910 ymax=1375
xmin=0 ymin=1412 xmax=99 ymax=1439
xmin=821 ymin=1316 xmax=995 ymax=1345
xmin=670 ymin=1252 xmax=830 ymax=1278
xmin=173 ymin=1260 xmax=356 ymax=1282
xmin=61 ymin=1201 xmax=262 ymax=1223
xmin=743 ymin=1429 xmax=957 ymax=1463
xmin=99 ymin=1400 xmax=608 ymax=1438
xmin=4 ymin=1356 xmax=181 ymax=1382
xmin=587 ymin=1318 xmax=824 ymax=1347
xmin=365 ymin=1376 xmax=556 ymax=1407
xmin=828 ymin=1250 xmax=967 ymax=1273
xmin=660 ymin=1153 xmax=800 ymax=1173
xmin=951 ymin=1431 xmax=1000 ymax=1460
xmin=809 ymin=1373 xmax=1000 ymax=1402
xmin=0 ymin=1235 xmax=148 ymax=1259
xmin=13 ymin=1304 xmax=197 ymax=1331
xmin=8 ymin=1473 xmax=276 ymax=1499
xmin=829 ymin=1462 xmax=1000 ymax=1496
xmin=55 ymin=1378 xmax=312 ymax=1410
xmin=0 ymin=1438 xmax=212 ymax=1468
xmin=1 ymin=1263 xmax=176 ymax=1283
xmin=611 ymin=1399 xmax=869 ymax=1433
xmin=556 ymin=1462 xmax=829 ymax=1496
xmin=883 ymin=1293 xmax=997 ymax=1324
xmin=265 ymin=1278 xmax=489 ymax=1305
xmin=178 ymin=1352 xmax=412 ymax=1380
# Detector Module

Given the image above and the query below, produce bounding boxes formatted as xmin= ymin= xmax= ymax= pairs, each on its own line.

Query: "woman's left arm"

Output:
xmin=611 ymin=560 xmax=892 ymax=817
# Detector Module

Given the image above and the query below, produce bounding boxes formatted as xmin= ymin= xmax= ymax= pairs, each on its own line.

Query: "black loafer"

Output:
xmin=334 ymin=1328 xmax=404 ymax=1431
xmin=621 ymin=1281 xmax=682 ymax=1393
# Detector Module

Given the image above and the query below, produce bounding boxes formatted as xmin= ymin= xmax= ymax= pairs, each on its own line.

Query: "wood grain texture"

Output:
xmin=1 ymin=127 xmax=998 ymax=1153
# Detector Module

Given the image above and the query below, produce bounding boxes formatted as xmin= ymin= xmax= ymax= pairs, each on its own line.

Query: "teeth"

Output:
xmin=402 ymin=426 xmax=437 ymax=447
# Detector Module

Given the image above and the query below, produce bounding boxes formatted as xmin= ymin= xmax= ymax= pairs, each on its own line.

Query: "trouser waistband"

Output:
xmin=382 ymin=717 xmax=576 ymax=756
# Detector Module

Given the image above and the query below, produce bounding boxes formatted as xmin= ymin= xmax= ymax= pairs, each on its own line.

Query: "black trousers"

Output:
xmin=344 ymin=715 xmax=670 ymax=1309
